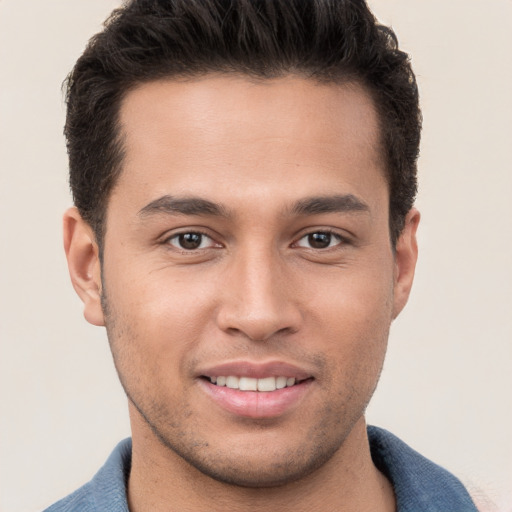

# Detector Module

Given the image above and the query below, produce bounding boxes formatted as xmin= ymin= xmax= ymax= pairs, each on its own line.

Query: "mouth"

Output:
xmin=197 ymin=362 xmax=314 ymax=418
xmin=201 ymin=375 xmax=311 ymax=392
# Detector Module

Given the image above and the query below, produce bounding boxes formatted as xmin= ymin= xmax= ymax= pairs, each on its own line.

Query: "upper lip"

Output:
xmin=197 ymin=360 xmax=314 ymax=380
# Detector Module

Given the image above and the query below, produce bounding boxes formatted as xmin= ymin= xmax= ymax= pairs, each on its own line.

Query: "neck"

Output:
xmin=127 ymin=414 xmax=396 ymax=512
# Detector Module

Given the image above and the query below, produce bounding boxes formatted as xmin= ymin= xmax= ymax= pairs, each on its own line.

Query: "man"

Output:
xmin=46 ymin=0 xmax=478 ymax=510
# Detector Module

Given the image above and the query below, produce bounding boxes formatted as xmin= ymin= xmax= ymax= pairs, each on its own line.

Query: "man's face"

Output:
xmin=72 ymin=76 xmax=417 ymax=487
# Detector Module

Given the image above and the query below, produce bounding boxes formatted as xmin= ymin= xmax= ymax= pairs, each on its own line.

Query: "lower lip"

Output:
xmin=199 ymin=379 xmax=313 ymax=419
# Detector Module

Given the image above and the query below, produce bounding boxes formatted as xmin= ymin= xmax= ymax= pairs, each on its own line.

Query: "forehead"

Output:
xmin=114 ymin=75 xmax=386 ymax=209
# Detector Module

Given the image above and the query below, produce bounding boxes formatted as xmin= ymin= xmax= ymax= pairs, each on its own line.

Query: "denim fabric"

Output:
xmin=44 ymin=427 xmax=478 ymax=511
xmin=368 ymin=426 xmax=477 ymax=512
xmin=44 ymin=439 xmax=131 ymax=512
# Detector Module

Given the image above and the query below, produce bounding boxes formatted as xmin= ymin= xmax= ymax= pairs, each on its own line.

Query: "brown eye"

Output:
xmin=308 ymin=232 xmax=332 ymax=249
xmin=179 ymin=233 xmax=202 ymax=249
xmin=295 ymin=231 xmax=342 ymax=249
xmin=168 ymin=232 xmax=213 ymax=250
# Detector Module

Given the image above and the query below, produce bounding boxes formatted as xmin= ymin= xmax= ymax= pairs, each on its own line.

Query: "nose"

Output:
xmin=216 ymin=247 xmax=303 ymax=342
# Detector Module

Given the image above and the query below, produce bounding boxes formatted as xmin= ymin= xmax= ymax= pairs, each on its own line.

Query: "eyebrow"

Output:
xmin=138 ymin=195 xmax=230 ymax=218
xmin=289 ymin=194 xmax=370 ymax=216
xmin=138 ymin=193 xmax=369 ymax=220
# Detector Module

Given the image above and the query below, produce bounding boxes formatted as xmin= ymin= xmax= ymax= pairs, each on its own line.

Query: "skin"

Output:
xmin=64 ymin=75 xmax=419 ymax=512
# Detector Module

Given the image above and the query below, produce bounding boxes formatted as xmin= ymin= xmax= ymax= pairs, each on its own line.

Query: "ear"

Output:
xmin=392 ymin=208 xmax=420 ymax=319
xmin=63 ymin=207 xmax=105 ymax=326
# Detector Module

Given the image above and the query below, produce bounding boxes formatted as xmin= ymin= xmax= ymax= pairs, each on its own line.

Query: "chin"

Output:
xmin=167 ymin=444 xmax=337 ymax=488
xmin=148 ymin=415 xmax=349 ymax=489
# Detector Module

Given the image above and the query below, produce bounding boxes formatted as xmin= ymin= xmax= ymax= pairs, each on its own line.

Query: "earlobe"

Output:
xmin=63 ymin=207 xmax=105 ymax=326
xmin=392 ymin=208 xmax=420 ymax=319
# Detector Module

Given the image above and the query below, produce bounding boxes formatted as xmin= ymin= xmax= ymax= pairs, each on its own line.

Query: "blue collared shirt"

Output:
xmin=44 ymin=426 xmax=478 ymax=511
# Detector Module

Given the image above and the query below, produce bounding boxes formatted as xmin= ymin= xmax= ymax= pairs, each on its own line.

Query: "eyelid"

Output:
xmin=162 ymin=229 xmax=222 ymax=251
xmin=292 ymin=229 xmax=349 ymax=249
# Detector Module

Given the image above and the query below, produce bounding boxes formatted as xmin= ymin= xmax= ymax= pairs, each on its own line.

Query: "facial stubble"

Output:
xmin=100 ymin=284 xmax=387 ymax=489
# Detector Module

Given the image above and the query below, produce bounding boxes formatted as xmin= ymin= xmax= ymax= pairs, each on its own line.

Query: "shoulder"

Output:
xmin=368 ymin=426 xmax=479 ymax=512
xmin=43 ymin=438 xmax=132 ymax=512
xmin=43 ymin=483 xmax=96 ymax=512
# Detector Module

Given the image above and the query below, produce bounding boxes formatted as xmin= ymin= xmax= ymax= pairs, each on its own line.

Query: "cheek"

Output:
xmin=108 ymin=267 xmax=242 ymax=400
xmin=111 ymin=265 xmax=214 ymax=329
xmin=306 ymin=265 xmax=394 ymax=374
xmin=307 ymin=261 xmax=395 ymax=331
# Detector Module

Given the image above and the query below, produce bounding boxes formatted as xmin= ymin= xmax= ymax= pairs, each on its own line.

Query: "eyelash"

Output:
xmin=163 ymin=229 xmax=348 ymax=252
xmin=294 ymin=229 xmax=347 ymax=250
xmin=164 ymin=230 xmax=219 ymax=251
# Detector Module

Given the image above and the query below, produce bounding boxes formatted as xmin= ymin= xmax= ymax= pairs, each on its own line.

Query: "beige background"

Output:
xmin=0 ymin=1 xmax=511 ymax=511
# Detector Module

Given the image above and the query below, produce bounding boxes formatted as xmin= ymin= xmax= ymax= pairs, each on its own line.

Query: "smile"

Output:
xmin=207 ymin=375 xmax=299 ymax=391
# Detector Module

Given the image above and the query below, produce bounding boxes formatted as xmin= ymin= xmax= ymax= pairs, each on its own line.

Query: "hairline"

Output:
xmin=91 ymin=71 xmax=400 ymax=256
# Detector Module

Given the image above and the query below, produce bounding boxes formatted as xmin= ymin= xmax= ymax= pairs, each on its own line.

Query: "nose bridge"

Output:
xmin=217 ymin=242 xmax=300 ymax=341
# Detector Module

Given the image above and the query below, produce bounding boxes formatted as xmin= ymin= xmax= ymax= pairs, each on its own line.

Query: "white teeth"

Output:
xmin=209 ymin=375 xmax=299 ymax=391
xmin=257 ymin=376 xmax=276 ymax=392
xmin=226 ymin=376 xmax=239 ymax=389
xmin=276 ymin=376 xmax=287 ymax=389
xmin=239 ymin=377 xmax=258 ymax=391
